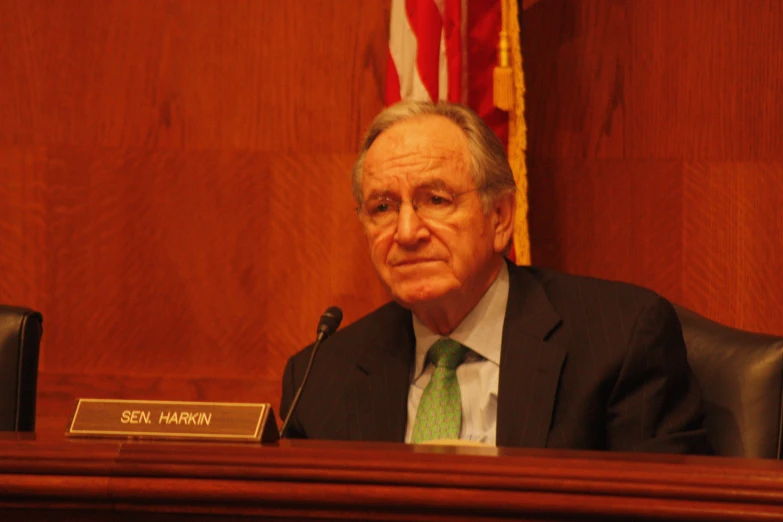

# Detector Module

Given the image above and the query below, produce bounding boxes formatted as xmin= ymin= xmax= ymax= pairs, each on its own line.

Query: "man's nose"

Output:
xmin=394 ymin=201 xmax=429 ymax=246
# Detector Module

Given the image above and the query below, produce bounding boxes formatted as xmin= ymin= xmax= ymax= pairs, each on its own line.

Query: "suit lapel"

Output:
xmin=497 ymin=262 xmax=566 ymax=448
xmin=348 ymin=304 xmax=414 ymax=442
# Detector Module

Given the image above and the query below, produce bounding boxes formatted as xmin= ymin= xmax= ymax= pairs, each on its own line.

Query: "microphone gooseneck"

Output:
xmin=279 ymin=306 xmax=343 ymax=438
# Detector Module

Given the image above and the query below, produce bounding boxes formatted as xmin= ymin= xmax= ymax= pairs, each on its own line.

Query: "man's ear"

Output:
xmin=492 ymin=191 xmax=517 ymax=254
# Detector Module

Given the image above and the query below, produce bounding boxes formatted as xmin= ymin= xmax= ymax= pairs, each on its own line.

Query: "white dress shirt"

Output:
xmin=405 ymin=263 xmax=509 ymax=445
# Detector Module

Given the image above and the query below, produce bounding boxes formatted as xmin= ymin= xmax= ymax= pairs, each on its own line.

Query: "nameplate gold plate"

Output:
xmin=67 ymin=399 xmax=279 ymax=443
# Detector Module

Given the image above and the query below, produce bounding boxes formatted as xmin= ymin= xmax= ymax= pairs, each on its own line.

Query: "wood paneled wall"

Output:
xmin=0 ymin=0 xmax=391 ymax=434
xmin=523 ymin=0 xmax=783 ymax=335
xmin=0 ymin=0 xmax=780 ymax=435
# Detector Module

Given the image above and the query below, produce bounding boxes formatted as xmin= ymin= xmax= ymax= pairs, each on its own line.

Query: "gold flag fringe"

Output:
xmin=494 ymin=0 xmax=530 ymax=265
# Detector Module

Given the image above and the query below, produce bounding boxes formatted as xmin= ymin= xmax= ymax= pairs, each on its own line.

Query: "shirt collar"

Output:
xmin=411 ymin=262 xmax=510 ymax=379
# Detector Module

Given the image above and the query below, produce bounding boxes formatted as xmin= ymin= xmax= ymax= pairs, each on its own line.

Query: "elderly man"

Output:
xmin=280 ymin=101 xmax=710 ymax=454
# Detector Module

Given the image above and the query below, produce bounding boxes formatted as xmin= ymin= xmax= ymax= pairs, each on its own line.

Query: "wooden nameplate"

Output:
xmin=66 ymin=398 xmax=279 ymax=443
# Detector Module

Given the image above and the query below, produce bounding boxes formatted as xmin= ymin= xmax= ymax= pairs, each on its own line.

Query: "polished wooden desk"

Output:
xmin=1 ymin=433 xmax=782 ymax=521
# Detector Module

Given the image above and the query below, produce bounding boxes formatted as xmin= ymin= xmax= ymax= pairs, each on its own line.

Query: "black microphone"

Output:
xmin=316 ymin=306 xmax=343 ymax=342
xmin=279 ymin=306 xmax=343 ymax=438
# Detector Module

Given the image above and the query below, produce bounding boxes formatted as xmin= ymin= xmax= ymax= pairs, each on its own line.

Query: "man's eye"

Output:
xmin=369 ymin=201 xmax=392 ymax=214
xmin=426 ymin=193 xmax=453 ymax=206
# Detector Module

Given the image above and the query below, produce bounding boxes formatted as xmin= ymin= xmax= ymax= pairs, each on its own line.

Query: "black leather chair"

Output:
xmin=0 ymin=305 xmax=43 ymax=432
xmin=675 ymin=305 xmax=783 ymax=459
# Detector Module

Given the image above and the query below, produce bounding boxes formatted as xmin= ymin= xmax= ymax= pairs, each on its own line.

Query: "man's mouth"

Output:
xmin=392 ymin=259 xmax=439 ymax=267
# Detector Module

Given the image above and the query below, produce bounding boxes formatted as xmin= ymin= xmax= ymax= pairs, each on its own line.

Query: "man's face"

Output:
xmin=359 ymin=115 xmax=511 ymax=309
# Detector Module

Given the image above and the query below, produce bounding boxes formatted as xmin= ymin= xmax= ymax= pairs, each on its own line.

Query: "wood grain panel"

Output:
xmin=522 ymin=0 xmax=630 ymax=159
xmin=26 ymin=148 xmax=386 ymax=434
xmin=37 ymin=148 xmax=385 ymax=376
xmin=523 ymin=0 xmax=783 ymax=160
xmin=624 ymin=1 xmax=783 ymax=160
xmin=682 ymin=162 xmax=783 ymax=335
xmin=524 ymin=0 xmax=783 ymax=336
xmin=0 ymin=0 xmax=388 ymax=151
xmin=0 ymin=147 xmax=47 ymax=309
xmin=41 ymin=147 xmax=271 ymax=376
xmin=0 ymin=0 xmax=390 ymax=434
xmin=528 ymin=159 xmax=684 ymax=301
xmin=264 ymin=154 xmax=388 ymax=353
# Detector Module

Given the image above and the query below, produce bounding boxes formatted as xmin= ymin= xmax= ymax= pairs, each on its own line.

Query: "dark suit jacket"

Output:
xmin=281 ymin=262 xmax=711 ymax=454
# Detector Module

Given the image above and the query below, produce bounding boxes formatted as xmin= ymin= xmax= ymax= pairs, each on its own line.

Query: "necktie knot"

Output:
xmin=428 ymin=338 xmax=467 ymax=370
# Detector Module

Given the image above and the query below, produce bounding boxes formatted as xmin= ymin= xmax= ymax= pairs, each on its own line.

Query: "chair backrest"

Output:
xmin=0 ymin=305 xmax=43 ymax=431
xmin=675 ymin=305 xmax=783 ymax=459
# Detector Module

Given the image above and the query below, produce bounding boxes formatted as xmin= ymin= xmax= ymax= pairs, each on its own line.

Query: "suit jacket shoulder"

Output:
xmin=501 ymin=263 xmax=709 ymax=454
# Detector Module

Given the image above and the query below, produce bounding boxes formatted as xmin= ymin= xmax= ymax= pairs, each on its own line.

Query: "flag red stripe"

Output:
xmin=405 ymin=0 xmax=443 ymax=102
xmin=443 ymin=0 xmax=462 ymax=102
xmin=466 ymin=0 xmax=507 ymax=145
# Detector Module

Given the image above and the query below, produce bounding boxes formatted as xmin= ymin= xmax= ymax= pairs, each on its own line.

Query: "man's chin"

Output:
xmin=389 ymin=281 xmax=455 ymax=308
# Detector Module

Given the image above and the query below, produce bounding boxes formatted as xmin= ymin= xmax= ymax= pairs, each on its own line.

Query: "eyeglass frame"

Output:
xmin=355 ymin=185 xmax=484 ymax=229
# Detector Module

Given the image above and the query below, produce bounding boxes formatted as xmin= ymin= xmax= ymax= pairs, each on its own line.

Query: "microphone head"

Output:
xmin=316 ymin=306 xmax=343 ymax=339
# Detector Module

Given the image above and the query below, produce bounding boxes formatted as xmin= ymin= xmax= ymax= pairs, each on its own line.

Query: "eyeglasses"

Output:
xmin=357 ymin=187 xmax=481 ymax=229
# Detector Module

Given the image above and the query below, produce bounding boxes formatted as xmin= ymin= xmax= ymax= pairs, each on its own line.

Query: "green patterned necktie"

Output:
xmin=411 ymin=338 xmax=468 ymax=443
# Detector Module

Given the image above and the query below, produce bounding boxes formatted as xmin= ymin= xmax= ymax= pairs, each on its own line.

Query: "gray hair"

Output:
xmin=351 ymin=101 xmax=516 ymax=212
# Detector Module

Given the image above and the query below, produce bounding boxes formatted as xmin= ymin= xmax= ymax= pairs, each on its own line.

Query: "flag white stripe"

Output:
xmin=389 ymin=0 xmax=446 ymax=102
